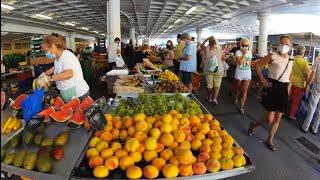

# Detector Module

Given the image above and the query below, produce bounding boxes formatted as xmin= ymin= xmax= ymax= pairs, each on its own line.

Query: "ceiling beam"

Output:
xmin=132 ymin=0 xmax=142 ymax=35
xmin=148 ymin=0 xmax=171 ymax=38
xmin=145 ymin=0 xmax=153 ymax=37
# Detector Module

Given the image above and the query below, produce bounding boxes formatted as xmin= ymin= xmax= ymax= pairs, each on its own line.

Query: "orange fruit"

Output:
xmin=86 ymin=148 xmax=99 ymax=159
xmin=93 ymin=165 xmax=109 ymax=178
xmin=135 ymin=120 xmax=147 ymax=132
xmin=160 ymin=133 xmax=174 ymax=146
xmin=110 ymin=142 xmax=122 ymax=151
xmin=178 ymin=149 xmax=194 ymax=165
xmin=179 ymin=164 xmax=193 ymax=176
xmin=162 ymin=164 xmax=179 ymax=178
xmin=88 ymin=156 xmax=104 ymax=169
xmin=100 ymin=148 xmax=113 ymax=159
xmin=126 ymin=165 xmax=142 ymax=179
xmin=160 ymin=149 xmax=174 ymax=161
xmin=114 ymin=149 xmax=128 ymax=159
xmin=100 ymin=132 xmax=113 ymax=142
xmin=143 ymin=150 xmax=158 ymax=162
xmin=104 ymin=156 xmax=119 ymax=170
xmin=143 ymin=165 xmax=159 ymax=179
xmin=152 ymin=158 xmax=166 ymax=171
xmin=119 ymin=156 xmax=135 ymax=170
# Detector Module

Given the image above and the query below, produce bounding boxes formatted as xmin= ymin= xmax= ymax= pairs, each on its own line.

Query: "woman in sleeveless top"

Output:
xmin=248 ymin=35 xmax=293 ymax=151
xmin=201 ymin=36 xmax=224 ymax=104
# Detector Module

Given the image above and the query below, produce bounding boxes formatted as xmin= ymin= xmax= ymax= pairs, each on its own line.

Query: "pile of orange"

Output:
xmin=86 ymin=110 xmax=246 ymax=179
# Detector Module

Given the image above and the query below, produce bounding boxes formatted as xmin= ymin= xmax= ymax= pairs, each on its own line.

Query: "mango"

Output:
xmin=13 ymin=150 xmax=27 ymax=167
xmin=23 ymin=152 xmax=37 ymax=170
xmin=3 ymin=153 xmax=16 ymax=165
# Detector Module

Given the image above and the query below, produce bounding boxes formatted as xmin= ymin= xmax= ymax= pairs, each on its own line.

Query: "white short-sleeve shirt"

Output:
xmin=54 ymin=50 xmax=89 ymax=97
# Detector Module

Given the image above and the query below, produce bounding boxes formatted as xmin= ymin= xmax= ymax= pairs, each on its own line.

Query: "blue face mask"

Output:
xmin=46 ymin=52 xmax=56 ymax=59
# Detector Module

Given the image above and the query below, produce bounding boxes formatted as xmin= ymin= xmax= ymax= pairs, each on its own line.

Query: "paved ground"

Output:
xmin=195 ymin=78 xmax=320 ymax=180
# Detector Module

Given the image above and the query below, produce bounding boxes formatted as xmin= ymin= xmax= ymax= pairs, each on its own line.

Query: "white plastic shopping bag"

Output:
xmin=115 ymin=55 xmax=125 ymax=67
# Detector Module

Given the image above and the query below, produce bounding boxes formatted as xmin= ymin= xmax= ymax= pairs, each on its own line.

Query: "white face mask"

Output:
xmin=278 ymin=44 xmax=290 ymax=54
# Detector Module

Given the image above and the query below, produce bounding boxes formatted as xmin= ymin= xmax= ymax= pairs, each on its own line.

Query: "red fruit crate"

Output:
xmin=17 ymin=70 xmax=33 ymax=81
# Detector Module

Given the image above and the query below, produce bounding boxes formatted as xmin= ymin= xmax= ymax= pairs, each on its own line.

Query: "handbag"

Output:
xmin=208 ymin=55 xmax=219 ymax=73
xmin=262 ymin=59 xmax=291 ymax=104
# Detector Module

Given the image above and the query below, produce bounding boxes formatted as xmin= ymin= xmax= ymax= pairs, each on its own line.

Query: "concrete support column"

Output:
xmin=130 ymin=27 xmax=136 ymax=45
xmin=108 ymin=0 xmax=121 ymax=50
xmin=257 ymin=12 xmax=269 ymax=57
xmin=196 ymin=27 xmax=202 ymax=43
xmin=66 ymin=32 xmax=76 ymax=51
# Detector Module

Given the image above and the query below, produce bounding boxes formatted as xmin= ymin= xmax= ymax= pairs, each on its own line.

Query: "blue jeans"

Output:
xmin=302 ymin=84 xmax=320 ymax=133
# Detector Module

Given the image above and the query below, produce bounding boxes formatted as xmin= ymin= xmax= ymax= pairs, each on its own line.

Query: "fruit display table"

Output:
xmin=1 ymin=123 xmax=93 ymax=180
xmin=70 ymin=94 xmax=255 ymax=180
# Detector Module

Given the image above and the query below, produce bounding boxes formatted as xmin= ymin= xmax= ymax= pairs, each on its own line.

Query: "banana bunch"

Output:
xmin=159 ymin=70 xmax=179 ymax=81
xmin=1 ymin=116 xmax=22 ymax=134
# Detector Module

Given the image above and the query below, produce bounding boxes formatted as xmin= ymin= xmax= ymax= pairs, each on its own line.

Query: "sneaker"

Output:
xmin=311 ymin=130 xmax=317 ymax=135
xmin=213 ymin=99 xmax=218 ymax=105
xmin=300 ymin=127 xmax=308 ymax=133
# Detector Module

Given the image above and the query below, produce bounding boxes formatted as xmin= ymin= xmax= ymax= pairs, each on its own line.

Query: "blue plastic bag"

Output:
xmin=21 ymin=87 xmax=45 ymax=122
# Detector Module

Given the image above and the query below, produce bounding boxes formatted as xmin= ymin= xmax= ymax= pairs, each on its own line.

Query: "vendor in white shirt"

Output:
xmin=36 ymin=33 xmax=90 ymax=102
xmin=108 ymin=37 xmax=121 ymax=71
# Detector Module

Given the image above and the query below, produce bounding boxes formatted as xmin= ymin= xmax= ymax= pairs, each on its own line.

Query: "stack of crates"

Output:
xmin=17 ymin=69 xmax=33 ymax=90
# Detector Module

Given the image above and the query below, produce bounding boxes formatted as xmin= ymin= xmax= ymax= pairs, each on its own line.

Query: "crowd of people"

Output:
xmin=94 ymin=33 xmax=320 ymax=152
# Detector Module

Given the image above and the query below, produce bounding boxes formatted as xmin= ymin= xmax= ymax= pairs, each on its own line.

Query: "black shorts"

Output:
xmin=261 ymin=78 xmax=289 ymax=113
xmin=181 ymin=71 xmax=193 ymax=85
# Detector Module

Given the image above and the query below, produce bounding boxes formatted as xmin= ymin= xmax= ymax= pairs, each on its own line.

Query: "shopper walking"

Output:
xmin=179 ymin=33 xmax=197 ymax=93
xmin=248 ymin=35 xmax=293 ymax=151
xmin=201 ymin=36 xmax=224 ymax=104
xmin=301 ymin=56 xmax=320 ymax=134
xmin=174 ymin=34 xmax=185 ymax=74
xmin=288 ymin=45 xmax=311 ymax=120
xmin=164 ymin=42 xmax=175 ymax=72
xmin=234 ymin=38 xmax=253 ymax=114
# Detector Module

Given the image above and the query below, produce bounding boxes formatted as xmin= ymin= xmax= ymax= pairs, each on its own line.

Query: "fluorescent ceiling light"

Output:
xmin=168 ymin=25 xmax=173 ymax=29
xmin=100 ymin=33 xmax=105 ymax=36
xmin=65 ymin=22 xmax=75 ymax=26
xmin=164 ymin=30 xmax=168 ymax=32
xmin=186 ymin=6 xmax=196 ymax=15
xmin=35 ymin=14 xmax=53 ymax=20
xmin=81 ymin=27 xmax=89 ymax=30
xmin=1 ymin=4 xmax=15 ymax=10
xmin=174 ymin=19 xmax=181 ymax=24
xmin=93 ymin=31 xmax=99 ymax=34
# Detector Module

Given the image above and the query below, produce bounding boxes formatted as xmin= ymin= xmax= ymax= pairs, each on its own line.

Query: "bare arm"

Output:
xmin=180 ymin=55 xmax=192 ymax=61
xmin=45 ymin=67 xmax=54 ymax=76
xmin=142 ymin=58 xmax=158 ymax=70
xmin=254 ymin=53 xmax=273 ymax=85
xmin=306 ymin=71 xmax=315 ymax=89
xmin=52 ymin=69 xmax=73 ymax=81
xmin=236 ymin=53 xmax=246 ymax=65
xmin=201 ymin=38 xmax=209 ymax=52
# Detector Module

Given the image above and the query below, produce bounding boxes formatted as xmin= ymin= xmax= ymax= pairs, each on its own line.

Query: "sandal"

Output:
xmin=240 ymin=108 xmax=245 ymax=114
xmin=248 ymin=122 xmax=255 ymax=136
xmin=264 ymin=142 xmax=277 ymax=151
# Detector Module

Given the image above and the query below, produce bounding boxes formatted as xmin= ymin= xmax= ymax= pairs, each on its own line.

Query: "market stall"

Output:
xmin=1 ymin=69 xmax=254 ymax=180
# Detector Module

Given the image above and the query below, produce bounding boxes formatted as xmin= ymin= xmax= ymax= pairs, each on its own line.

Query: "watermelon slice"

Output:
xmin=13 ymin=94 xmax=28 ymax=110
xmin=50 ymin=107 xmax=73 ymax=123
xmin=79 ymin=96 xmax=94 ymax=111
xmin=69 ymin=108 xmax=85 ymax=125
xmin=61 ymin=97 xmax=80 ymax=111
xmin=54 ymin=97 xmax=65 ymax=110
xmin=38 ymin=106 xmax=55 ymax=122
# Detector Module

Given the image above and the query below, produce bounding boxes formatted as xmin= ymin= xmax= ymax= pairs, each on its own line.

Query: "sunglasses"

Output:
xmin=242 ymin=44 xmax=249 ymax=47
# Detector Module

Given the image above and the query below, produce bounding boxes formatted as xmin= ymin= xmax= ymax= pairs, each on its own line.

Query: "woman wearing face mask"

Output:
xmin=248 ymin=35 xmax=293 ymax=151
xmin=36 ymin=33 xmax=89 ymax=102
xmin=164 ymin=42 xmax=175 ymax=72
xmin=234 ymin=38 xmax=253 ymax=114
xmin=201 ymin=36 xmax=224 ymax=104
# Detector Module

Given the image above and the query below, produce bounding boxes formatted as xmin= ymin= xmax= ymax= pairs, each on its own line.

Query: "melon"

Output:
xmin=69 ymin=108 xmax=85 ymax=125
xmin=38 ymin=106 xmax=55 ymax=122
xmin=61 ymin=97 xmax=80 ymax=111
xmin=13 ymin=94 xmax=28 ymax=110
xmin=79 ymin=96 xmax=94 ymax=111
xmin=50 ymin=107 xmax=73 ymax=123
xmin=54 ymin=97 xmax=65 ymax=110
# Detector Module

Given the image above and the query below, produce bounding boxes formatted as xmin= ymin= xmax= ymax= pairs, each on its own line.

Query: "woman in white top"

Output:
xmin=234 ymin=38 xmax=253 ymax=114
xmin=37 ymin=33 xmax=90 ymax=102
xmin=248 ymin=35 xmax=293 ymax=151
xmin=201 ymin=36 xmax=224 ymax=104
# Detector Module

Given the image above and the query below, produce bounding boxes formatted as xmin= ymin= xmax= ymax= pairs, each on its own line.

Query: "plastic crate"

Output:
xmin=34 ymin=63 xmax=54 ymax=77
xmin=16 ymin=70 xmax=33 ymax=81
xmin=18 ymin=78 xmax=34 ymax=91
